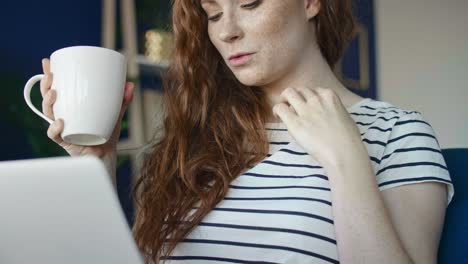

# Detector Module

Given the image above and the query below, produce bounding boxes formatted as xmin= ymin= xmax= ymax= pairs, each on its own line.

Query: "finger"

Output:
xmin=280 ymin=87 xmax=307 ymax=116
xmin=120 ymin=82 xmax=135 ymax=116
xmin=123 ymin=82 xmax=135 ymax=106
xmin=40 ymin=72 xmax=53 ymax=97
xmin=314 ymin=86 xmax=332 ymax=95
xmin=116 ymin=83 xmax=135 ymax=125
xmin=314 ymin=87 xmax=344 ymax=111
xmin=42 ymin=58 xmax=51 ymax=74
xmin=314 ymin=87 xmax=336 ymax=102
xmin=47 ymin=119 xmax=65 ymax=145
xmin=272 ymin=102 xmax=298 ymax=127
xmin=297 ymin=87 xmax=318 ymax=103
xmin=42 ymin=89 xmax=56 ymax=120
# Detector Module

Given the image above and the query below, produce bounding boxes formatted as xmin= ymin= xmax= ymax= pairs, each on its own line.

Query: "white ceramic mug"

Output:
xmin=23 ymin=46 xmax=127 ymax=146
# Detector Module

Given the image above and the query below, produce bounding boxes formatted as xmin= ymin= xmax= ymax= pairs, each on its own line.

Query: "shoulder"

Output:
xmin=348 ymin=98 xmax=433 ymax=140
xmin=349 ymin=97 xmax=441 ymax=161
xmin=349 ymin=98 xmax=422 ymax=123
xmin=351 ymin=99 xmax=454 ymax=205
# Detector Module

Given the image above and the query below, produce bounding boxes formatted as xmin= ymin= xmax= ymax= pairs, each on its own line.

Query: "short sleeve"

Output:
xmin=375 ymin=111 xmax=454 ymax=206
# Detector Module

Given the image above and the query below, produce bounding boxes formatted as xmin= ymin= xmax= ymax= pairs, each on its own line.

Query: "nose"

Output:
xmin=218 ymin=14 xmax=244 ymax=43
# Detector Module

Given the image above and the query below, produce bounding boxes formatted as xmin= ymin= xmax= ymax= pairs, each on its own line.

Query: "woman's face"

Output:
xmin=200 ymin=0 xmax=318 ymax=87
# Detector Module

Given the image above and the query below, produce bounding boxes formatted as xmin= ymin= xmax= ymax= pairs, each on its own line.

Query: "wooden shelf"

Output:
xmin=117 ymin=51 xmax=168 ymax=76
xmin=135 ymin=54 xmax=168 ymax=74
xmin=115 ymin=53 xmax=167 ymax=155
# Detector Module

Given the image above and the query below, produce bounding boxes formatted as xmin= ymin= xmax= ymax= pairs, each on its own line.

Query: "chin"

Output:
xmin=232 ymin=68 xmax=269 ymax=87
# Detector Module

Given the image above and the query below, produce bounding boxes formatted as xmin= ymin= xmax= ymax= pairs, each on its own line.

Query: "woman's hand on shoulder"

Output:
xmin=272 ymin=86 xmax=365 ymax=166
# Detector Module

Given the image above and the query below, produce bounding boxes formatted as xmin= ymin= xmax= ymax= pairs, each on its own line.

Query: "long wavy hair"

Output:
xmin=131 ymin=0 xmax=356 ymax=263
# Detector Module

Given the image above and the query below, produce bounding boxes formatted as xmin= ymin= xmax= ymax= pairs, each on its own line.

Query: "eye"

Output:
xmin=207 ymin=0 xmax=262 ymax=23
xmin=241 ymin=0 xmax=262 ymax=9
xmin=208 ymin=12 xmax=223 ymax=22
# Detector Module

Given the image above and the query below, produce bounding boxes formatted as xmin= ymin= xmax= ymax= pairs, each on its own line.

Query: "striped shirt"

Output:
xmin=161 ymin=97 xmax=454 ymax=264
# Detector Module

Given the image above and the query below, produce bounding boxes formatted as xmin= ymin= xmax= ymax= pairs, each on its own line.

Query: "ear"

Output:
xmin=305 ymin=0 xmax=320 ymax=20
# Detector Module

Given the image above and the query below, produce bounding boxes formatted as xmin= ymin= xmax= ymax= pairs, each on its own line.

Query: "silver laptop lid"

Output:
xmin=0 ymin=156 xmax=143 ymax=264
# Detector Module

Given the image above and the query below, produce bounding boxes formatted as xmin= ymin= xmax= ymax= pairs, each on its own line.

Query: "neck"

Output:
xmin=261 ymin=45 xmax=358 ymax=123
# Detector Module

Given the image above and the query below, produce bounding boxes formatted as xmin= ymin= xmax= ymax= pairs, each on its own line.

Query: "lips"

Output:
xmin=229 ymin=52 xmax=254 ymax=60
xmin=228 ymin=52 xmax=255 ymax=67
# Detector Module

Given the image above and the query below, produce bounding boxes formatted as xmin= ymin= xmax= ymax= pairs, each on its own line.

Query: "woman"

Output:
xmin=40 ymin=0 xmax=454 ymax=263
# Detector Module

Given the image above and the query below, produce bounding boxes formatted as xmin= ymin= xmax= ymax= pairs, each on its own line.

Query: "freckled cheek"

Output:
xmin=251 ymin=16 xmax=293 ymax=54
xmin=253 ymin=23 xmax=294 ymax=75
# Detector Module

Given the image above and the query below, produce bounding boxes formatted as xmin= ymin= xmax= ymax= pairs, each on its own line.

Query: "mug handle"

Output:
xmin=23 ymin=74 xmax=54 ymax=124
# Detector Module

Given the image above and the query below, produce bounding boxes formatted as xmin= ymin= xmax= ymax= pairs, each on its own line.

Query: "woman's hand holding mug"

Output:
xmin=23 ymin=46 xmax=135 ymax=184
xmin=39 ymin=58 xmax=134 ymax=158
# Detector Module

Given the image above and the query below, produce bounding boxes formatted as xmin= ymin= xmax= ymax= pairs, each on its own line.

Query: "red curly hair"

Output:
xmin=131 ymin=0 xmax=356 ymax=263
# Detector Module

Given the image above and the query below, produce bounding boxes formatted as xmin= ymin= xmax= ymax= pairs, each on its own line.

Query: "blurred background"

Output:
xmin=0 ymin=0 xmax=467 ymax=227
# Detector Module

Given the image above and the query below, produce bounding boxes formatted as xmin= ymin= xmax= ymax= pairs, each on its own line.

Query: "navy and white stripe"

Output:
xmin=162 ymin=97 xmax=454 ymax=263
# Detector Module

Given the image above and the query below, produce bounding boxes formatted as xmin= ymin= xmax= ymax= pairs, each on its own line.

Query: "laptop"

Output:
xmin=0 ymin=156 xmax=144 ymax=264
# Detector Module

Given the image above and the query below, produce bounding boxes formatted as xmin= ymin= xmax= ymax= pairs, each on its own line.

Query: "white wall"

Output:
xmin=375 ymin=0 xmax=468 ymax=148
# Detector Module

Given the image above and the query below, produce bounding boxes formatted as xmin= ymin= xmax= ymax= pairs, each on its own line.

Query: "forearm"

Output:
xmin=322 ymin=149 xmax=413 ymax=264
